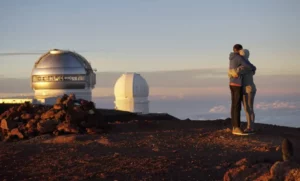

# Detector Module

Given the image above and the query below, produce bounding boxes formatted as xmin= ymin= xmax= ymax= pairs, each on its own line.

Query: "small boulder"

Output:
xmin=54 ymin=110 xmax=66 ymax=122
xmin=285 ymin=168 xmax=300 ymax=181
xmin=41 ymin=110 xmax=56 ymax=120
xmin=10 ymin=128 xmax=24 ymax=139
xmin=223 ymin=163 xmax=271 ymax=181
xmin=26 ymin=119 xmax=37 ymax=129
xmin=37 ymin=119 xmax=58 ymax=134
xmin=86 ymin=127 xmax=103 ymax=134
xmin=53 ymin=104 xmax=63 ymax=110
xmin=65 ymin=108 xmax=86 ymax=125
xmin=21 ymin=113 xmax=33 ymax=120
xmin=270 ymin=161 xmax=300 ymax=181
xmin=56 ymin=122 xmax=79 ymax=134
xmin=1 ymin=119 xmax=18 ymax=130
xmin=34 ymin=114 xmax=41 ymax=120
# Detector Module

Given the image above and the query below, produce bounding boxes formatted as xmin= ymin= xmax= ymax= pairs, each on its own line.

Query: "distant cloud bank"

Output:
xmin=255 ymin=101 xmax=298 ymax=110
xmin=0 ymin=69 xmax=299 ymax=98
xmin=208 ymin=100 xmax=300 ymax=115
xmin=209 ymin=105 xmax=228 ymax=113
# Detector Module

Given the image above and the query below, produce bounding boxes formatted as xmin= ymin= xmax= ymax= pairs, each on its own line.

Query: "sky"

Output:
xmin=0 ymin=0 xmax=300 ymax=78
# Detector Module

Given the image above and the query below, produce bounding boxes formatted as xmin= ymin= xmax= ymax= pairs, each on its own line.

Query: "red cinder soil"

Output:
xmin=0 ymin=119 xmax=299 ymax=181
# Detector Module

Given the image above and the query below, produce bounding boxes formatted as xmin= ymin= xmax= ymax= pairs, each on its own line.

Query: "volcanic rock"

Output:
xmin=223 ymin=162 xmax=272 ymax=181
xmin=56 ymin=122 xmax=79 ymax=134
xmin=270 ymin=161 xmax=300 ymax=181
xmin=10 ymin=128 xmax=24 ymax=139
xmin=0 ymin=94 xmax=108 ymax=141
xmin=53 ymin=104 xmax=63 ymax=110
xmin=54 ymin=110 xmax=66 ymax=122
xmin=41 ymin=110 xmax=56 ymax=120
xmin=86 ymin=127 xmax=103 ymax=134
xmin=21 ymin=113 xmax=32 ymax=120
xmin=37 ymin=119 xmax=58 ymax=134
xmin=26 ymin=119 xmax=37 ymax=129
xmin=1 ymin=119 xmax=18 ymax=130
xmin=65 ymin=108 xmax=86 ymax=125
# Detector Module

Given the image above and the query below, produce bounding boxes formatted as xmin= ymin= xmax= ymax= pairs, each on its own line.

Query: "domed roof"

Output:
xmin=34 ymin=49 xmax=92 ymax=70
xmin=114 ymin=73 xmax=149 ymax=98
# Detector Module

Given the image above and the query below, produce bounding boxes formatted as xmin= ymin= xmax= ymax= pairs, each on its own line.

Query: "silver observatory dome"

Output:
xmin=31 ymin=49 xmax=96 ymax=102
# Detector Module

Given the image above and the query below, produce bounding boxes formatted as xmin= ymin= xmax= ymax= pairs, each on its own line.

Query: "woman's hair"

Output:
xmin=239 ymin=49 xmax=250 ymax=59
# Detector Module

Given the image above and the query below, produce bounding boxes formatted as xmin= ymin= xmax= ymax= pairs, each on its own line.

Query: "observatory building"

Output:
xmin=32 ymin=49 xmax=96 ymax=103
xmin=114 ymin=73 xmax=149 ymax=114
xmin=0 ymin=49 xmax=96 ymax=105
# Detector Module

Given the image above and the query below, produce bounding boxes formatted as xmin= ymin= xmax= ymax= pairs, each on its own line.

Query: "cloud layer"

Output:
xmin=1 ymin=69 xmax=300 ymax=98
xmin=208 ymin=100 xmax=300 ymax=114
xmin=255 ymin=101 xmax=298 ymax=110
xmin=209 ymin=105 xmax=228 ymax=113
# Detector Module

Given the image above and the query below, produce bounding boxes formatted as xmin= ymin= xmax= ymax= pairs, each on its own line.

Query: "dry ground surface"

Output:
xmin=0 ymin=119 xmax=299 ymax=181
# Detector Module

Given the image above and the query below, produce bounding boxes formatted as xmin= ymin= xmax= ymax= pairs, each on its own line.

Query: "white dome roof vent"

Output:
xmin=49 ymin=49 xmax=65 ymax=54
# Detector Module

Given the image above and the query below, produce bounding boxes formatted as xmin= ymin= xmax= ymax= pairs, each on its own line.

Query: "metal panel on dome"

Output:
xmin=32 ymin=82 xmax=86 ymax=89
xmin=36 ymin=53 xmax=83 ymax=68
xmin=32 ymin=68 xmax=86 ymax=75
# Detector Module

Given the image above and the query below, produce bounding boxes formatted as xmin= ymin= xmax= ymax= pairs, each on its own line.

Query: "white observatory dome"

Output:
xmin=114 ymin=73 xmax=149 ymax=114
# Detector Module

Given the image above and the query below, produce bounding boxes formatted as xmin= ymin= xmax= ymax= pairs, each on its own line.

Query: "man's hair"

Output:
xmin=233 ymin=44 xmax=243 ymax=51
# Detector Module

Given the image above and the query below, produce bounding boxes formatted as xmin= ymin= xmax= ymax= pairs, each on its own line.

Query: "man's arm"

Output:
xmin=228 ymin=69 xmax=238 ymax=78
xmin=228 ymin=53 xmax=240 ymax=78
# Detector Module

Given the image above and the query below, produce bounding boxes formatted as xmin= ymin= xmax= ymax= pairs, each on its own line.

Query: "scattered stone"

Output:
xmin=37 ymin=119 xmax=58 ymax=134
xmin=34 ymin=114 xmax=41 ymax=120
xmin=216 ymin=166 xmax=222 ymax=169
xmin=96 ymin=137 xmax=111 ymax=146
xmin=26 ymin=119 xmax=37 ymax=129
xmin=276 ymin=146 xmax=281 ymax=152
xmin=152 ymin=147 xmax=159 ymax=152
xmin=86 ymin=128 xmax=103 ymax=134
xmin=54 ymin=110 xmax=66 ymax=122
xmin=223 ymin=163 xmax=271 ymax=181
xmin=10 ymin=128 xmax=24 ymax=139
xmin=235 ymin=158 xmax=249 ymax=166
xmin=21 ymin=113 xmax=32 ymax=120
xmin=1 ymin=119 xmax=18 ymax=130
xmin=57 ymin=122 xmax=79 ymax=134
xmin=285 ymin=168 xmax=300 ymax=180
xmin=53 ymin=104 xmax=63 ymax=110
xmin=224 ymin=138 xmax=300 ymax=181
xmin=270 ymin=161 xmax=300 ymax=181
xmin=41 ymin=110 xmax=56 ymax=120
xmin=99 ymin=173 xmax=107 ymax=179
xmin=113 ymin=153 xmax=120 ymax=158
xmin=225 ymin=128 xmax=231 ymax=133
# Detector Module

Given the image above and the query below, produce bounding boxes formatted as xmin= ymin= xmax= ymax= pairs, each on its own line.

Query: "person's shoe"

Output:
xmin=232 ymin=127 xmax=249 ymax=136
xmin=244 ymin=128 xmax=256 ymax=134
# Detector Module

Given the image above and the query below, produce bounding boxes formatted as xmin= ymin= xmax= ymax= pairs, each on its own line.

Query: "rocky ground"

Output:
xmin=0 ymin=118 xmax=299 ymax=181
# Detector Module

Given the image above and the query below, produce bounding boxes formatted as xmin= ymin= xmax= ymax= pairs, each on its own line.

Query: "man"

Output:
xmin=229 ymin=44 xmax=256 ymax=135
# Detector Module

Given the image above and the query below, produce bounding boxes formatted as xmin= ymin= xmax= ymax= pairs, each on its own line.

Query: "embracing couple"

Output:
xmin=228 ymin=44 xmax=257 ymax=136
